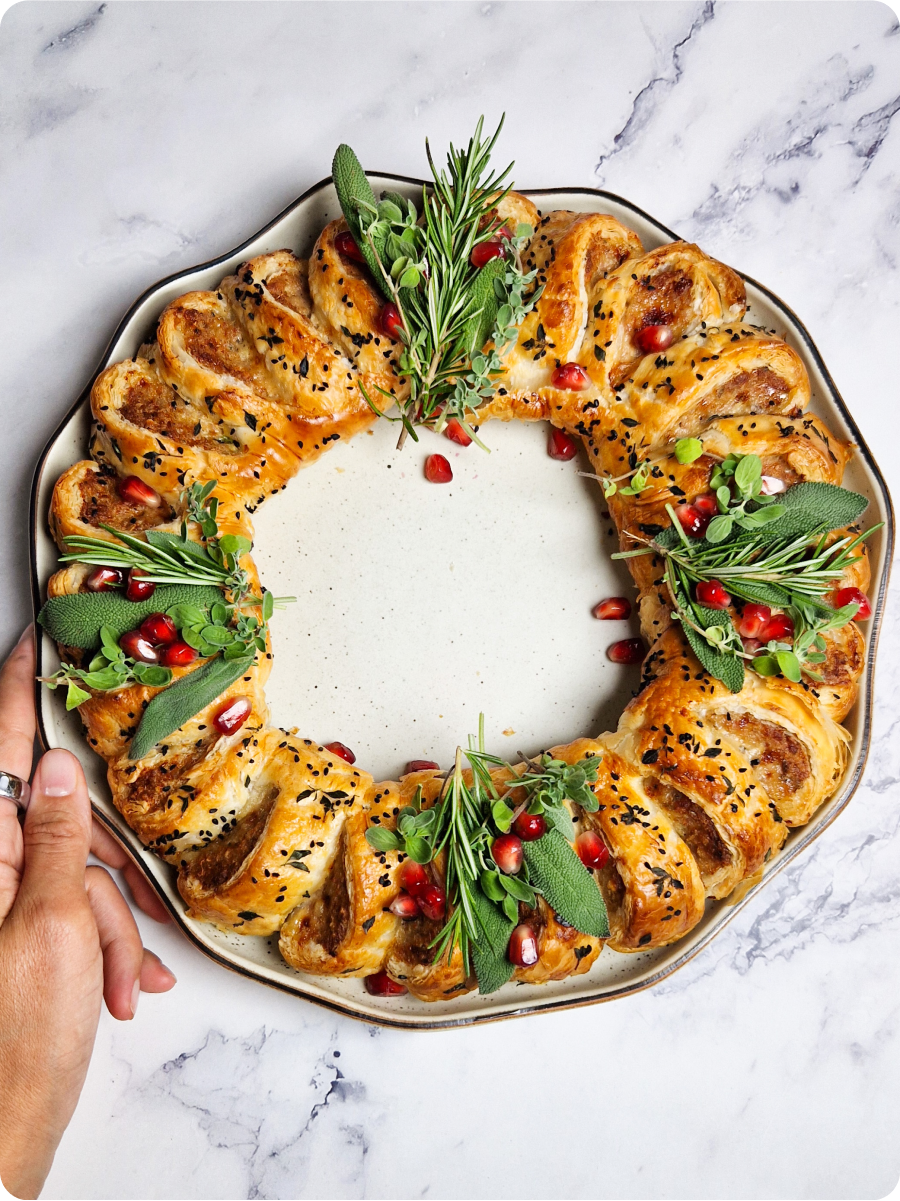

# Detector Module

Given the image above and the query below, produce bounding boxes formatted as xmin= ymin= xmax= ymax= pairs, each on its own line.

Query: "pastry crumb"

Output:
xmin=502 ymin=728 xmax=515 ymax=737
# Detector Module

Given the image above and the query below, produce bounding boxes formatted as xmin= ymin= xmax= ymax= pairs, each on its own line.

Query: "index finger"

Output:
xmin=0 ymin=626 xmax=35 ymax=922
xmin=0 ymin=625 xmax=36 ymax=783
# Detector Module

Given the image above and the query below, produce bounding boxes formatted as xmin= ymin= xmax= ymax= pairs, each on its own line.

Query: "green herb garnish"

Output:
xmin=332 ymin=117 xmax=542 ymax=448
xmin=364 ymin=717 xmax=608 ymax=992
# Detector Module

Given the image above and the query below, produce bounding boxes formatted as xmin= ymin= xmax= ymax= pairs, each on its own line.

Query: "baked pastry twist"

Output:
xmin=43 ymin=194 xmax=869 ymax=1001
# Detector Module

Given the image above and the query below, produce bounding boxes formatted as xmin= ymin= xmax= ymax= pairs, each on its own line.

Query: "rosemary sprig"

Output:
xmin=333 ymin=118 xmax=542 ymax=448
xmin=363 ymin=716 xmax=607 ymax=982
xmin=614 ymin=473 xmax=879 ymax=692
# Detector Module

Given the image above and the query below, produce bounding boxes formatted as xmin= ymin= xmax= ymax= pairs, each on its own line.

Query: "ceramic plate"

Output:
xmin=30 ymin=178 xmax=894 ymax=1029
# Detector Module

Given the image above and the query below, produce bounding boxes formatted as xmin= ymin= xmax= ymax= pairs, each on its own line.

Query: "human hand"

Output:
xmin=0 ymin=627 xmax=176 ymax=1198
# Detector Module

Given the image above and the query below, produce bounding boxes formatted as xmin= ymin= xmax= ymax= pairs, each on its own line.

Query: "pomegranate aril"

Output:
xmin=117 ymin=475 xmax=162 ymax=508
xmin=636 ymin=324 xmax=674 ymax=354
xmin=213 ymin=695 xmax=252 ymax=735
xmin=424 ymin=454 xmax=452 ymax=484
xmin=125 ymin=568 xmax=156 ymax=601
xmin=364 ymin=970 xmax=407 ymax=997
xmin=159 ymin=640 xmax=198 ymax=667
xmin=592 ymin=596 xmax=631 ymax=620
xmin=418 ymin=882 xmax=446 ymax=922
xmin=335 ymin=229 xmax=365 ymax=263
xmin=695 ymin=579 xmax=731 ymax=609
xmin=739 ymin=603 xmax=772 ymax=639
xmin=513 ymin=812 xmax=546 ymax=842
xmin=758 ymin=613 xmax=795 ymax=643
xmin=833 ymin=587 xmax=871 ymax=619
xmin=759 ymin=474 xmax=788 ymax=495
xmin=139 ymin=613 xmax=177 ymax=646
xmin=399 ymin=860 xmax=429 ymax=898
xmin=551 ymin=363 xmax=589 ymax=391
xmin=119 ymin=629 xmax=159 ymax=664
xmin=693 ymin=493 xmax=719 ymax=518
xmin=508 ymin=923 xmax=539 ymax=968
xmin=674 ymin=503 xmax=709 ymax=539
xmin=325 ymin=741 xmax=356 ymax=764
xmin=548 ymin=428 xmax=579 ymax=461
xmin=492 ymin=833 xmax=524 ymax=875
xmin=742 ymin=638 xmax=762 ymax=654
xmin=576 ymin=830 xmax=609 ymax=870
xmin=380 ymin=302 xmax=404 ymax=340
xmin=443 ymin=419 xmax=472 ymax=447
xmin=85 ymin=566 xmax=124 ymax=592
xmin=389 ymin=892 xmax=421 ymax=919
xmin=607 ymin=638 xmax=645 ymax=665
xmin=405 ymin=760 xmax=439 ymax=773
xmin=471 ymin=239 xmax=505 ymax=268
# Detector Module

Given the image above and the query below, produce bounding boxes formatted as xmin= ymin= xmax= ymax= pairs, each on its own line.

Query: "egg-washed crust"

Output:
xmin=42 ymin=193 xmax=869 ymax=999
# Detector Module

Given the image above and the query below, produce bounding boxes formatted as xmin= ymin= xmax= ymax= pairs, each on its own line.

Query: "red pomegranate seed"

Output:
xmin=399 ymin=860 xmax=429 ymax=898
xmin=159 ymin=640 xmax=199 ymax=667
xmin=758 ymin=613 xmax=795 ymax=643
xmin=759 ymin=475 xmax=788 ymax=495
xmin=739 ymin=603 xmax=772 ymax=639
xmin=389 ymin=892 xmax=421 ymax=919
xmin=513 ymin=812 xmax=546 ymax=841
xmin=117 ymin=475 xmax=162 ymax=508
xmin=693 ymin=493 xmax=719 ymax=517
xmin=85 ymin=566 xmax=124 ymax=592
xmin=592 ymin=596 xmax=631 ymax=620
xmin=695 ymin=579 xmax=731 ymax=609
xmin=607 ymin=638 xmax=646 ymax=665
xmin=833 ymin=587 xmax=871 ymax=619
xmin=119 ymin=629 xmax=159 ymax=664
xmin=424 ymin=454 xmax=452 ymax=484
xmin=508 ymin=923 xmax=539 ymax=968
xmin=335 ymin=229 xmax=365 ymax=263
xmin=444 ymin=419 xmax=472 ymax=447
xmin=471 ymin=238 xmax=505 ymax=268
xmin=492 ymin=833 xmax=524 ymax=875
xmin=213 ymin=695 xmax=252 ymax=735
xmin=325 ymin=741 xmax=356 ymax=764
xmin=139 ymin=613 xmax=177 ymax=646
xmin=548 ymin=428 xmax=579 ymax=460
xmin=125 ymin=568 xmax=156 ymax=602
xmin=364 ymin=970 xmax=407 ymax=997
xmin=636 ymin=324 xmax=674 ymax=354
xmin=674 ymin=503 xmax=710 ymax=539
xmin=380 ymin=302 xmax=404 ymax=340
xmin=575 ymin=830 xmax=610 ymax=870
xmin=551 ymin=363 xmax=589 ymax=391
xmin=405 ymin=760 xmax=439 ymax=773
xmin=742 ymin=638 xmax=762 ymax=654
xmin=418 ymin=882 xmax=446 ymax=922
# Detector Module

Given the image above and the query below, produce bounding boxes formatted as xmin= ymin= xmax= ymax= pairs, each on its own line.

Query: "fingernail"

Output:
xmin=40 ymin=749 xmax=78 ymax=797
xmin=17 ymin=624 xmax=34 ymax=647
xmin=131 ymin=979 xmax=140 ymax=1018
xmin=160 ymin=963 xmax=177 ymax=985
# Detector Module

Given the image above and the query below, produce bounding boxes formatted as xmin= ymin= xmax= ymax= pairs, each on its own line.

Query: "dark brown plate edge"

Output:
xmin=28 ymin=175 xmax=895 ymax=1032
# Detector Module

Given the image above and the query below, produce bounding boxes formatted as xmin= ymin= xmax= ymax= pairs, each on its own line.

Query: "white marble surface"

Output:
xmin=1 ymin=2 xmax=899 ymax=1197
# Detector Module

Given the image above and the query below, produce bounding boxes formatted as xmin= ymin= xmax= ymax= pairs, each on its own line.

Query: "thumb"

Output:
xmin=19 ymin=748 xmax=92 ymax=903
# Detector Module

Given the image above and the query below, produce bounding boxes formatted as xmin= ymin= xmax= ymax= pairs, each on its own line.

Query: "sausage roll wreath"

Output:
xmin=38 ymin=120 xmax=877 ymax=1002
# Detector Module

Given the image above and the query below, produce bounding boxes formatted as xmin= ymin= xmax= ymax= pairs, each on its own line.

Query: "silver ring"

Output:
xmin=0 ymin=772 xmax=30 ymax=813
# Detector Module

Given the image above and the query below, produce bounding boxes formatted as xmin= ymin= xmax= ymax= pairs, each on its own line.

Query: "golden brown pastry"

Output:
xmin=39 ymin=194 xmax=869 ymax=1001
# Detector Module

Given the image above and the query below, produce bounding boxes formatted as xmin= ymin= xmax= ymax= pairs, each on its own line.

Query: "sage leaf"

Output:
xmin=523 ymin=831 xmax=609 ymax=937
xmin=682 ymin=620 xmax=745 ymax=693
xmin=130 ymin=652 xmax=255 ymax=760
xmin=470 ymin=888 xmax=516 ymax=994
xmin=39 ymin=585 xmax=223 ymax=651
